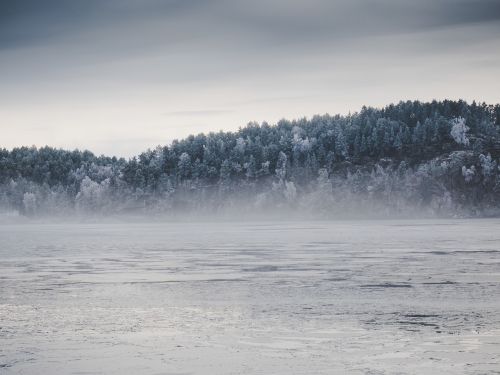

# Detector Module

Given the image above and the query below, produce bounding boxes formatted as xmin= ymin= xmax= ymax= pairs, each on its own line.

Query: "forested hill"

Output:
xmin=2 ymin=100 xmax=500 ymax=218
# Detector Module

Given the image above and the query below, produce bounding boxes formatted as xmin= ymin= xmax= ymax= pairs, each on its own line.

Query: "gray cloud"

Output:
xmin=0 ymin=0 xmax=207 ymax=49
xmin=2 ymin=0 xmax=500 ymax=51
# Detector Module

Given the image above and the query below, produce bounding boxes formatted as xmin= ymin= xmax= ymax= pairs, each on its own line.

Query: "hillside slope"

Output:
xmin=1 ymin=100 xmax=500 ymax=217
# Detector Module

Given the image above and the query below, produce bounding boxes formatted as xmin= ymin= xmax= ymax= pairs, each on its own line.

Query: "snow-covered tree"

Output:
xmin=22 ymin=192 xmax=37 ymax=215
xmin=462 ymin=165 xmax=475 ymax=183
xmin=284 ymin=181 xmax=297 ymax=202
xmin=450 ymin=117 xmax=469 ymax=146
xmin=178 ymin=152 xmax=191 ymax=179
xmin=75 ymin=176 xmax=109 ymax=213
xmin=479 ymin=153 xmax=496 ymax=179
xmin=275 ymin=152 xmax=287 ymax=181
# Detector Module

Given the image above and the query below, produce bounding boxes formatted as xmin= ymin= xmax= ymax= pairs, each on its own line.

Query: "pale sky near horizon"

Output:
xmin=1 ymin=0 xmax=500 ymax=157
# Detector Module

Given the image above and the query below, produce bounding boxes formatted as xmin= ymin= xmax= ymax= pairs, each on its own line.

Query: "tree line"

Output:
xmin=1 ymin=100 xmax=500 ymax=217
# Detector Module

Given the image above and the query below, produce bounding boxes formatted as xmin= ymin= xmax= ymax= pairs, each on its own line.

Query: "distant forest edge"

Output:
xmin=2 ymin=100 xmax=500 ymax=218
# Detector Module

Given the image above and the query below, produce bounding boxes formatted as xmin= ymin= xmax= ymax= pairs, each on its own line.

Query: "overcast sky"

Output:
xmin=1 ymin=0 xmax=500 ymax=157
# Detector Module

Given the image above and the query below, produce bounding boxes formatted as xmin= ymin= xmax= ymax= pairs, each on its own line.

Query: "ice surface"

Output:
xmin=1 ymin=220 xmax=500 ymax=374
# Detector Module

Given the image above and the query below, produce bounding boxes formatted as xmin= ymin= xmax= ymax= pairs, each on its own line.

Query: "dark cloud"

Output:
xmin=0 ymin=0 xmax=99 ymax=49
xmin=1 ymin=0 xmax=499 ymax=51
xmin=0 ymin=0 xmax=206 ymax=49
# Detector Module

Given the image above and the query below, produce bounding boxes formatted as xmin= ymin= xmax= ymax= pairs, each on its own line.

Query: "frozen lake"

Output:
xmin=1 ymin=219 xmax=500 ymax=374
